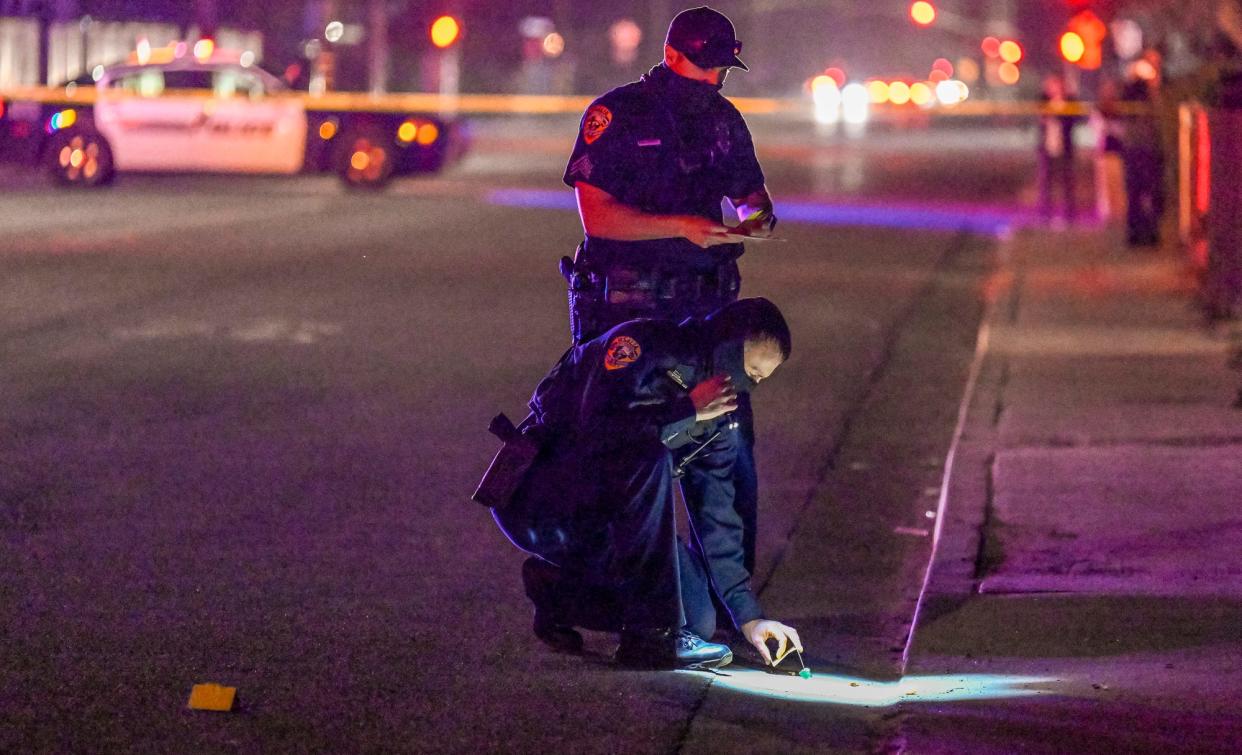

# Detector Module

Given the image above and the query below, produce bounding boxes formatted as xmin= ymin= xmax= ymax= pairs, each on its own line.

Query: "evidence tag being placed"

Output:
xmin=188 ymin=683 xmax=237 ymax=711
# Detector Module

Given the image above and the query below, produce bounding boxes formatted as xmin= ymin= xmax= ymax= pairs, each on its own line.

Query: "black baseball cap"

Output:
xmin=665 ymin=6 xmax=748 ymax=71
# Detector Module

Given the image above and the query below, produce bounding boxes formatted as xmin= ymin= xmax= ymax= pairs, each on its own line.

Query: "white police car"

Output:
xmin=0 ymin=46 xmax=465 ymax=189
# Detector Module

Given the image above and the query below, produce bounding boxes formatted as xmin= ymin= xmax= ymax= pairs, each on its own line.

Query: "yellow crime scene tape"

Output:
xmin=1 ymin=86 xmax=1149 ymax=118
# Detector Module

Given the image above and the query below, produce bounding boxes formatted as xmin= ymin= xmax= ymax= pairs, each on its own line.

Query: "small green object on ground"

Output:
xmin=799 ymin=668 xmax=813 ymax=679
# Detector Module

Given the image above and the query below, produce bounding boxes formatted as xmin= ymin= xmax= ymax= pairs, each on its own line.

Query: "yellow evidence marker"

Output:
xmin=187 ymin=683 xmax=237 ymax=712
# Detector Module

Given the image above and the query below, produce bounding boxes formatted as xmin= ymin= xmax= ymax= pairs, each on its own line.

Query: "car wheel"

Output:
xmin=46 ymin=129 xmax=115 ymax=188
xmin=336 ymin=131 xmax=394 ymax=190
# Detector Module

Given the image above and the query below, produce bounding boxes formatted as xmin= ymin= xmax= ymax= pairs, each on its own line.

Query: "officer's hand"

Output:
xmin=680 ymin=216 xmax=742 ymax=248
xmin=741 ymin=619 xmax=804 ymax=666
xmin=737 ymin=214 xmax=776 ymax=239
xmin=689 ymin=374 xmax=738 ymax=421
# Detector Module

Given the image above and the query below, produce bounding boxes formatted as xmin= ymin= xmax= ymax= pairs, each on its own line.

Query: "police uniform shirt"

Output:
xmin=563 ymin=63 xmax=767 ymax=270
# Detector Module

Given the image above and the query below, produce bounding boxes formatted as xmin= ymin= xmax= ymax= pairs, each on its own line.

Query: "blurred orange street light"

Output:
xmin=997 ymin=61 xmax=1020 ymax=85
xmin=867 ymin=80 xmax=890 ymax=104
xmin=909 ymin=82 xmax=933 ymax=106
xmin=1060 ymin=31 xmax=1086 ymax=63
xmin=430 ymin=15 xmax=461 ymax=49
xmin=910 ymin=1 xmax=936 ymax=26
xmin=998 ymin=40 xmax=1022 ymax=64
xmin=888 ymin=81 xmax=911 ymax=105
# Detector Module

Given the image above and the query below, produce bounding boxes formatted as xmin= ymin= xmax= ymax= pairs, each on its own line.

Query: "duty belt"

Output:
xmin=602 ymin=264 xmax=739 ymax=308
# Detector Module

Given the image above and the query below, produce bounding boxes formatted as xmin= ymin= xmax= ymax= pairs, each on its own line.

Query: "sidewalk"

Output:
xmin=906 ymin=224 xmax=1242 ymax=752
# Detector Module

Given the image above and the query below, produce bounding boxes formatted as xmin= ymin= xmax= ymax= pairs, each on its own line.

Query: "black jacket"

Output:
xmin=530 ymin=318 xmax=723 ymax=447
xmin=527 ymin=317 xmax=763 ymax=625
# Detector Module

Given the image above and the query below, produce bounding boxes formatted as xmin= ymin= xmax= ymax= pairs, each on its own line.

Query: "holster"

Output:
xmin=472 ymin=413 xmax=542 ymax=509
xmin=561 ymin=244 xmax=609 ymax=345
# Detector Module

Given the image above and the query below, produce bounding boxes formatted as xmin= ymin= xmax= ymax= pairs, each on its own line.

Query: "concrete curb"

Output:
xmin=901 ymin=231 xmax=1018 ymax=659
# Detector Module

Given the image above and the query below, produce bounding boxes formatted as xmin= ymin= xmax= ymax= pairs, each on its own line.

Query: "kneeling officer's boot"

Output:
xmin=616 ymin=628 xmax=732 ymax=670
xmin=522 ymin=558 xmax=584 ymax=654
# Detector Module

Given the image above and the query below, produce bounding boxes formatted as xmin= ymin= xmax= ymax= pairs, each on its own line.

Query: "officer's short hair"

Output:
xmin=708 ymin=297 xmax=792 ymax=360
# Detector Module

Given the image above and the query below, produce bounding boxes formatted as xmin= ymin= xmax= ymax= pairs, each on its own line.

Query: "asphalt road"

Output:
xmin=1 ymin=116 xmax=1023 ymax=752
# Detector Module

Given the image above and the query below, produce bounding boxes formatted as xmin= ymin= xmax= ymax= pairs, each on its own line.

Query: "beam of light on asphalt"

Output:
xmin=485 ymin=189 xmax=1022 ymax=237
xmin=680 ymin=668 xmax=1056 ymax=706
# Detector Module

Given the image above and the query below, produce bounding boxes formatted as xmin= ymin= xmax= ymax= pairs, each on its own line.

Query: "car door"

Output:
xmin=199 ymin=66 xmax=306 ymax=174
xmin=95 ymin=67 xmax=210 ymax=172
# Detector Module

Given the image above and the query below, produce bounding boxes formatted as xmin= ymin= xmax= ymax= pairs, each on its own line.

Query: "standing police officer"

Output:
xmin=561 ymin=5 xmax=775 ymax=589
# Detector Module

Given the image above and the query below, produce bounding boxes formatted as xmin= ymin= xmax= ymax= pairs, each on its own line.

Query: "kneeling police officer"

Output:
xmin=490 ymin=299 xmax=802 ymax=669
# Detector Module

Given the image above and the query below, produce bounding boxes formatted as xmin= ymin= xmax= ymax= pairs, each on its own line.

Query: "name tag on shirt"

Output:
xmin=637 ymin=138 xmax=662 ymax=147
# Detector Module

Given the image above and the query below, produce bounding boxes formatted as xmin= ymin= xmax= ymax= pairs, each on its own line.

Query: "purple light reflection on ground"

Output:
xmin=485 ymin=188 xmax=1035 ymax=238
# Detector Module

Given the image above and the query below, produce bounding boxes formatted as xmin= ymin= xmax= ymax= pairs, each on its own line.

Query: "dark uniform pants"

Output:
xmin=677 ymin=411 xmax=759 ymax=639
xmin=493 ymin=436 xmax=684 ymax=632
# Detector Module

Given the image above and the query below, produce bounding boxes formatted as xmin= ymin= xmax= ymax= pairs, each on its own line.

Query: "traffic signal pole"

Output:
xmin=368 ymin=0 xmax=388 ymax=95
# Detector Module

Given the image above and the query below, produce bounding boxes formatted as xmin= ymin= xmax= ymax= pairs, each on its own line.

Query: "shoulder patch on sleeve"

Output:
xmin=582 ymin=104 xmax=613 ymax=145
xmin=604 ymin=335 xmax=641 ymax=371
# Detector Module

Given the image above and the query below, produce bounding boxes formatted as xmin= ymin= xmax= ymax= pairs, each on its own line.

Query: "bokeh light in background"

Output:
xmin=909 ymin=81 xmax=933 ymax=107
xmin=609 ymin=19 xmax=642 ymax=65
xmin=956 ymin=57 xmax=980 ymax=84
xmin=541 ymin=32 xmax=565 ymax=58
xmin=841 ymin=83 xmax=869 ymax=124
xmin=193 ymin=38 xmax=214 ymax=62
xmin=998 ymin=61 xmax=1020 ymax=85
xmin=824 ymin=67 xmax=846 ymax=88
xmin=887 ymin=81 xmax=911 ymax=105
xmin=691 ymin=668 xmax=1058 ymax=707
xmin=430 ymin=16 xmax=460 ymax=49
xmin=48 ymin=108 xmax=77 ymax=132
xmin=324 ymin=21 xmax=344 ymax=43
xmin=1060 ymin=32 xmax=1085 ymax=63
xmin=935 ymin=79 xmax=968 ymax=105
xmin=909 ymin=1 xmax=936 ymax=26
xmin=981 ymin=36 xmax=1000 ymax=59
xmin=866 ymin=80 xmax=889 ymax=104
xmin=415 ymin=122 xmax=439 ymax=145
xmin=1111 ymin=18 xmax=1144 ymax=60
xmin=998 ymin=40 xmax=1023 ymax=64
xmin=811 ymin=74 xmax=842 ymax=124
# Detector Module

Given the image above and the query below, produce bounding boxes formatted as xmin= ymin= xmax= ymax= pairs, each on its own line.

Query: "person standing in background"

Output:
xmin=1120 ymin=50 xmax=1166 ymax=248
xmin=1036 ymin=73 xmax=1081 ymax=227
